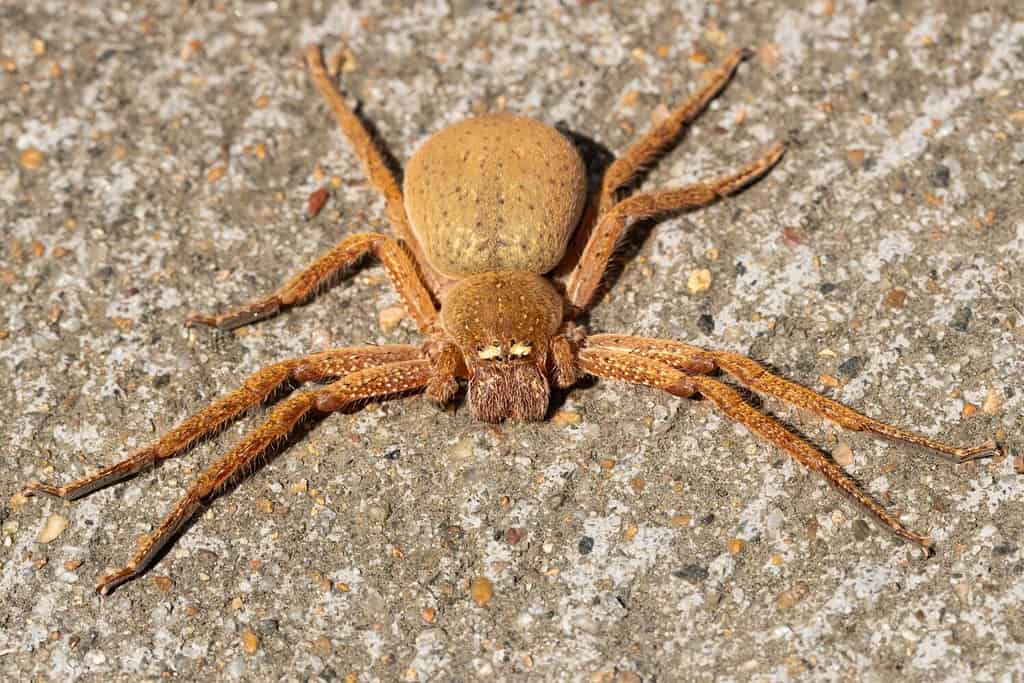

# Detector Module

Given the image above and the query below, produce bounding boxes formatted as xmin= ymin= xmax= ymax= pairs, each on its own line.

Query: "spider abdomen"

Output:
xmin=404 ymin=113 xmax=587 ymax=278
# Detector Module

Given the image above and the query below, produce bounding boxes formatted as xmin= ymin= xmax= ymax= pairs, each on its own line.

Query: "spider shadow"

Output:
xmin=547 ymin=373 xmax=598 ymax=417
xmin=556 ymin=123 xmax=617 ymax=199
xmin=555 ymin=119 xmax=720 ymax=313
xmin=351 ymin=100 xmax=405 ymax=188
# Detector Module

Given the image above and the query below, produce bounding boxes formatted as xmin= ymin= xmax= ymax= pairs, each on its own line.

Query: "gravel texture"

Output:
xmin=2 ymin=2 xmax=1023 ymax=681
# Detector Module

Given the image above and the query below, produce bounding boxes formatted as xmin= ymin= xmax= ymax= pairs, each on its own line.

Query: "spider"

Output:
xmin=24 ymin=45 xmax=998 ymax=595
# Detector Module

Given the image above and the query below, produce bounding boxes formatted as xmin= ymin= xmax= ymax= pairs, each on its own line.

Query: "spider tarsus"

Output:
xmin=955 ymin=439 xmax=1000 ymax=463
xmin=95 ymin=569 xmax=131 ymax=596
xmin=22 ymin=480 xmax=62 ymax=498
xmin=184 ymin=300 xmax=280 ymax=331
xmin=767 ymin=139 xmax=787 ymax=159
xmin=183 ymin=312 xmax=219 ymax=329
xmin=901 ymin=530 xmax=933 ymax=557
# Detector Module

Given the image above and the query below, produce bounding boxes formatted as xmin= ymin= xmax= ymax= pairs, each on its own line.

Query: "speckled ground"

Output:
xmin=2 ymin=2 xmax=1023 ymax=681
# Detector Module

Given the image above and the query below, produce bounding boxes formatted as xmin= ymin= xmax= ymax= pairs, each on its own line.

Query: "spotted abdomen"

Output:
xmin=403 ymin=113 xmax=587 ymax=278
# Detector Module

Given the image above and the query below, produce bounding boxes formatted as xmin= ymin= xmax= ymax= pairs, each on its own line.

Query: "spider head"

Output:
xmin=440 ymin=270 xmax=564 ymax=422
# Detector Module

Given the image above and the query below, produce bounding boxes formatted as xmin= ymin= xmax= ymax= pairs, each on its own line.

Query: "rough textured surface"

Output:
xmin=2 ymin=2 xmax=1022 ymax=681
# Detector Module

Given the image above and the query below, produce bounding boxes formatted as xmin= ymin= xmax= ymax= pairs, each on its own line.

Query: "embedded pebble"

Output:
xmin=378 ymin=306 xmax=405 ymax=332
xmin=469 ymin=577 xmax=493 ymax=606
xmin=551 ymin=409 xmax=581 ymax=426
xmin=151 ymin=576 xmax=173 ymax=593
xmin=776 ymin=582 xmax=808 ymax=609
xmin=950 ymin=306 xmax=972 ymax=332
xmin=882 ymin=289 xmax=907 ymax=308
xmin=672 ymin=564 xmax=709 ymax=583
xmin=36 ymin=513 xmax=68 ymax=544
xmin=312 ymin=635 xmax=332 ymax=656
xmin=507 ymin=528 xmax=527 ymax=545
xmin=241 ymin=628 xmax=259 ymax=655
xmin=671 ymin=514 xmax=691 ymax=527
xmin=837 ymin=356 xmax=864 ymax=378
xmin=697 ymin=313 xmax=714 ymax=335
xmin=307 ymin=187 xmax=329 ymax=218
xmin=982 ymin=389 xmax=1002 ymax=415
xmin=19 ymin=148 xmax=45 ymax=171
xmin=833 ymin=442 xmax=854 ymax=466
xmin=687 ymin=269 xmax=712 ymax=294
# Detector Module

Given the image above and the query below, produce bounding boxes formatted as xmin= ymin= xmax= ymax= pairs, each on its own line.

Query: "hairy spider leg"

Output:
xmin=566 ymin=141 xmax=784 ymax=309
xmin=305 ymin=44 xmax=444 ymax=295
xmin=185 ymin=232 xmax=437 ymax=332
xmin=576 ymin=346 xmax=938 ymax=547
xmin=597 ymin=47 xmax=751 ymax=214
xmin=23 ymin=345 xmax=423 ymax=500
xmin=93 ymin=358 xmax=433 ymax=595
xmin=557 ymin=48 xmax=751 ymax=279
xmin=587 ymin=335 xmax=999 ymax=463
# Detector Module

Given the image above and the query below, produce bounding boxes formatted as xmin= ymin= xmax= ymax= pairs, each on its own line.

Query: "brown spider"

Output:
xmin=24 ymin=45 xmax=998 ymax=595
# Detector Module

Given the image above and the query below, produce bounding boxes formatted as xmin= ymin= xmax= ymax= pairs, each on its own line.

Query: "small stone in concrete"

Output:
xmin=36 ymin=513 xmax=68 ymax=544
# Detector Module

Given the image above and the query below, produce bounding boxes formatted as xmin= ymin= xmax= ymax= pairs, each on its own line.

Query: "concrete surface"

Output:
xmin=2 ymin=1 xmax=1023 ymax=681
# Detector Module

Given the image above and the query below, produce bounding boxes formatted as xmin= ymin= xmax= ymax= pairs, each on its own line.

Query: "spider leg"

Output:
xmin=566 ymin=142 xmax=784 ymax=310
xmin=23 ymin=345 xmax=423 ymax=501
xmin=94 ymin=358 xmax=433 ymax=595
xmin=424 ymin=341 xmax=464 ymax=404
xmin=577 ymin=346 xmax=933 ymax=548
xmin=587 ymin=334 xmax=999 ymax=463
xmin=305 ymin=44 xmax=444 ymax=295
xmin=550 ymin=335 xmax=582 ymax=388
xmin=185 ymin=232 xmax=437 ymax=332
xmin=597 ymin=48 xmax=749 ymax=215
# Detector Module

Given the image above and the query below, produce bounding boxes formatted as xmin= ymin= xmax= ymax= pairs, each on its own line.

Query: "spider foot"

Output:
xmin=95 ymin=566 xmax=136 ymax=596
xmin=954 ymin=440 xmax=1000 ymax=463
xmin=22 ymin=480 xmax=64 ymax=498
xmin=185 ymin=299 xmax=280 ymax=331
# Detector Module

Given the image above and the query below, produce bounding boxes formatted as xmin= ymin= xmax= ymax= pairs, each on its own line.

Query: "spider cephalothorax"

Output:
xmin=24 ymin=44 xmax=999 ymax=595
xmin=441 ymin=270 xmax=562 ymax=422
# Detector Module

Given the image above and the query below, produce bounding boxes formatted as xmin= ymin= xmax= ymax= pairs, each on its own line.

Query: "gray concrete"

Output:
xmin=2 ymin=1 xmax=1023 ymax=681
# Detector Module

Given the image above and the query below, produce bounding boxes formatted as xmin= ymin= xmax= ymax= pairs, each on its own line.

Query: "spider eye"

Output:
xmin=509 ymin=341 xmax=532 ymax=358
xmin=478 ymin=344 xmax=503 ymax=360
